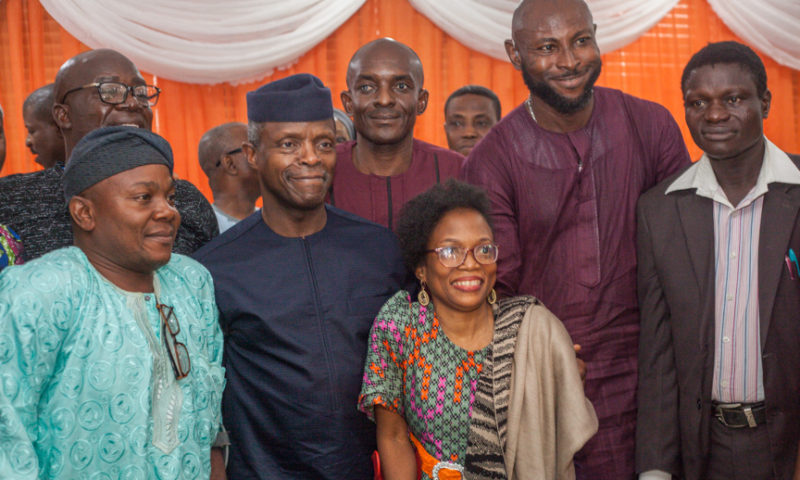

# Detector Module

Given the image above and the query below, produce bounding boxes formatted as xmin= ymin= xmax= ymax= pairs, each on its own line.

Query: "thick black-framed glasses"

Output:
xmin=60 ymin=82 xmax=161 ymax=106
xmin=156 ymin=302 xmax=191 ymax=380
xmin=425 ymin=243 xmax=499 ymax=268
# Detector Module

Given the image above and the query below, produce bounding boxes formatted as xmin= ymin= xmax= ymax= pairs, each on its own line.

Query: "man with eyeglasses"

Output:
xmin=0 ymin=48 xmax=218 ymax=262
xmin=198 ymin=122 xmax=261 ymax=233
xmin=193 ymin=74 xmax=408 ymax=479
xmin=0 ymin=126 xmax=226 ymax=479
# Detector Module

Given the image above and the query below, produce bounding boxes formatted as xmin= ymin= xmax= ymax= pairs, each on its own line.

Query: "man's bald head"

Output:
xmin=54 ymin=49 xmax=141 ymax=104
xmin=346 ymin=38 xmax=424 ymax=88
xmin=505 ymin=0 xmax=600 ymax=117
xmin=511 ymin=0 xmax=593 ymax=41
xmin=198 ymin=122 xmax=248 ymax=175
xmin=24 ymin=84 xmax=56 ymax=120
xmin=23 ymin=84 xmax=65 ymax=168
xmin=53 ymin=48 xmax=154 ymax=159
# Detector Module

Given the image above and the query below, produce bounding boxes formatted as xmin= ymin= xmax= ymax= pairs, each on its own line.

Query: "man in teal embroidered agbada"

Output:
xmin=0 ymin=126 xmax=226 ymax=479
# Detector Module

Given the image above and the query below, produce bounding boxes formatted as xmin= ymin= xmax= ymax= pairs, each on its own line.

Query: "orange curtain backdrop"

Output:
xmin=1 ymin=0 xmax=798 ymax=201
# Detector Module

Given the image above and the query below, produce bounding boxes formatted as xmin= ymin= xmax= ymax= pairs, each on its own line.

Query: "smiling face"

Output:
xmin=342 ymin=40 xmax=428 ymax=146
xmin=54 ymin=50 xmax=154 ymax=156
xmin=416 ymin=208 xmax=497 ymax=319
xmin=76 ymin=163 xmax=179 ymax=275
xmin=246 ymin=119 xmax=336 ymax=214
xmin=444 ymin=94 xmax=499 ymax=156
xmin=506 ymin=0 xmax=601 ymax=115
xmin=683 ymin=63 xmax=770 ymax=161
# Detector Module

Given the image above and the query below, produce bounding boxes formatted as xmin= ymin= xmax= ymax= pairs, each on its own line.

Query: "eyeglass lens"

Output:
xmin=98 ymin=82 xmax=159 ymax=106
xmin=437 ymin=244 xmax=498 ymax=267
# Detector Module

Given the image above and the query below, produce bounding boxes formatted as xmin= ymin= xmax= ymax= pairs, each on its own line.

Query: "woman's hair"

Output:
xmin=395 ymin=179 xmax=493 ymax=273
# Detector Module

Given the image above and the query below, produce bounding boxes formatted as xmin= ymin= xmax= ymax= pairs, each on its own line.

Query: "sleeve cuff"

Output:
xmin=639 ymin=470 xmax=671 ymax=480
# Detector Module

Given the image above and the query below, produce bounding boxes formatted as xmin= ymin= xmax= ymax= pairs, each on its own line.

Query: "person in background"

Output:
xmin=360 ymin=180 xmax=597 ymax=480
xmin=198 ymin=122 xmax=261 ymax=233
xmin=460 ymin=1 xmax=691 ymax=478
xmin=637 ymin=41 xmax=800 ymax=480
xmin=333 ymin=108 xmax=355 ymax=144
xmin=0 ymin=104 xmax=6 ymax=172
xmin=0 ymin=126 xmax=226 ymax=479
xmin=23 ymin=83 xmax=66 ymax=169
xmin=0 ymin=48 xmax=218 ymax=262
xmin=331 ymin=38 xmax=464 ymax=231
xmin=0 ymin=224 xmax=23 ymax=270
xmin=444 ymin=85 xmax=501 ymax=156
xmin=194 ymin=73 xmax=407 ymax=479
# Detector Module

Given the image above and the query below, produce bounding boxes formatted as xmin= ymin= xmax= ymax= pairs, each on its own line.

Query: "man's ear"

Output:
xmin=505 ymin=39 xmax=522 ymax=71
xmin=761 ymin=89 xmax=772 ymax=119
xmin=341 ymin=90 xmax=354 ymax=115
xmin=69 ymin=195 xmax=96 ymax=232
xmin=222 ymin=153 xmax=238 ymax=174
xmin=242 ymin=142 xmax=259 ymax=170
xmin=416 ymin=89 xmax=429 ymax=116
xmin=53 ymin=102 xmax=71 ymax=131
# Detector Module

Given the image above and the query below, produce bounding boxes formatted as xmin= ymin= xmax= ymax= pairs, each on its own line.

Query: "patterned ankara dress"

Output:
xmin=0 ymin=224 xmax=23 ymax=270
xmin=359 ymin=291 xmax=490 ymax=479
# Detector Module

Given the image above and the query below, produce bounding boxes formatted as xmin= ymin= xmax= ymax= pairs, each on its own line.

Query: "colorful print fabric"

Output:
xmin=359 ymin=291 xmax=489 ymax=478
xmin=0 ymin=224 xmax=23 ymax=270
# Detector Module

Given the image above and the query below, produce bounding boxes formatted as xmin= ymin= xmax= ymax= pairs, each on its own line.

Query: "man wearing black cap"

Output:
xmin=0 ymin=48 xmax=218 ymax=261
xmin=0 ymin=126 xmax=225 ymax=479
xmin=194 ymin=73 xmax=407 ymax=479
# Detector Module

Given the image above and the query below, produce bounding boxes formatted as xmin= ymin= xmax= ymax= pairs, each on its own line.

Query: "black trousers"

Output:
xmin=707 ymin=416 xmax=774 ymax=480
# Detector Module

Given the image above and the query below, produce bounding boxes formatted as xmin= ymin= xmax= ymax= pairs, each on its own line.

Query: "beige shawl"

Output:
xmin=504 ymin=302 xmax=599 ymax=480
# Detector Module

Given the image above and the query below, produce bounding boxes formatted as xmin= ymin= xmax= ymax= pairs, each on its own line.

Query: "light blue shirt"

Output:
xmin=0 ymin=247 xmax=225 ymax=479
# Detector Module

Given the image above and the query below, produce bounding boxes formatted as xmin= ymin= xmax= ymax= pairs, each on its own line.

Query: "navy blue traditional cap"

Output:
xmin=63 ymin=126 xmax=173 ymax=201
xmin=246 ymin=73 xmax=333 ymax=123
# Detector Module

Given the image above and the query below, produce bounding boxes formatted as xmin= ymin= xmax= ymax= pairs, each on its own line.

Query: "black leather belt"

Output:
xmin=712 ymin=401 xmax=766 ymax=428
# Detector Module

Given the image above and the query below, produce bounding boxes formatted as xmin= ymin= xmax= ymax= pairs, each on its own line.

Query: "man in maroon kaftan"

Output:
xmin=462 ymin=1 xmax=691 ymax=478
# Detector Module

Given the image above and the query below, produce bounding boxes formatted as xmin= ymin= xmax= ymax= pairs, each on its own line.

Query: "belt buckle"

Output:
xmin=432 ymin=460 xmax=464 ymax=480
xmin=714 ymin=402 xmax=742 ymax=428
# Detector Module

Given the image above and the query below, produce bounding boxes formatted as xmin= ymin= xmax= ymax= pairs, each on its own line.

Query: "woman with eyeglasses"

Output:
xmin=358 ymin=180 xmax=598 ymax=480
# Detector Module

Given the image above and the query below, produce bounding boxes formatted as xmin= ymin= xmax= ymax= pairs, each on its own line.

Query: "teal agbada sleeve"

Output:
xmin=0 ymin=247 xmax=224 ymax=479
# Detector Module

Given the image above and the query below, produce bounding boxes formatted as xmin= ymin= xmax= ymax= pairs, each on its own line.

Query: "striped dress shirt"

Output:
xmin=664 ymin=138 xmax=800 ymax=404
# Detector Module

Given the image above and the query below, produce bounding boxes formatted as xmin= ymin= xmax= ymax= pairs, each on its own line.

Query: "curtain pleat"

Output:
xmin=1 ymin=0 xmax=798 ymax=202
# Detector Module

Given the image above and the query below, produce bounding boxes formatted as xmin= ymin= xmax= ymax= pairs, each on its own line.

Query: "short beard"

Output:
xmin=522 ymin=62 xmax=601 ymax=115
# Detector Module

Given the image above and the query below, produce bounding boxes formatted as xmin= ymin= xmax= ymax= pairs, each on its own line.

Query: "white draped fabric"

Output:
xmin=39 ymin=0 xmax=366 ymax=84
xmin=407 ymin=0 xmax=680 ymax=60
xmin=38 ymin=0 xmax=800 ymax=86
xmin=707 ymin=0 xmax=800 ymax=70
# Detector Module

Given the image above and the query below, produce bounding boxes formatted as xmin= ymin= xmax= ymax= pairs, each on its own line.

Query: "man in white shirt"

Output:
xmin=636 ymin=41 xmax=800 ymax=480
xmin=198 ymin=122 xmax=260 ymax=233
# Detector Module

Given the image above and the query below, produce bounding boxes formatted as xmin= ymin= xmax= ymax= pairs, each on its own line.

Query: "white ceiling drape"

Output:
xmin=39 ymin=0 xmax=799 ymax=85
xmin=407 ymin=0 xmax=680 ymax=60
xmin=39 ymin=0 xmax=366 ymax=85
xmin=707 ymin=0 xmax=800 ymax=70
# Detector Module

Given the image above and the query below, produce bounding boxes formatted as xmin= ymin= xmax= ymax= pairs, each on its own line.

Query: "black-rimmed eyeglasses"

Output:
xmin=156 ymin=302 xmax=191 ymax=380
xmin=425 ymin=243 xmax=499 ymax=268
xmin=60 ymin=82 xmax=161 ymax=107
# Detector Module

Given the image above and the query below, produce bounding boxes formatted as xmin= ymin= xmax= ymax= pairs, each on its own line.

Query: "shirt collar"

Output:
xmin=665 ymin=137 xmax=800 ymax=209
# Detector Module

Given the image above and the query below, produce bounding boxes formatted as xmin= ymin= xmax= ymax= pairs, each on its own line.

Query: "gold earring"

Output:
xmin=418 ymin=282 xmax=430 ymax=306
xmin=487 ymin=289 xmax=497 ymax=305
